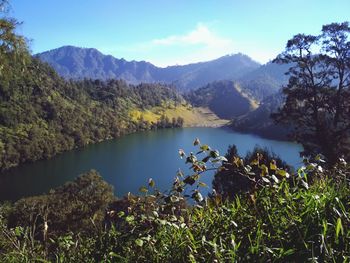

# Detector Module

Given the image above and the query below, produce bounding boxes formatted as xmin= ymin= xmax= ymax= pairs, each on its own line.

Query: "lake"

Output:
xmin=0 ymin=127 xmax=303 ymax=201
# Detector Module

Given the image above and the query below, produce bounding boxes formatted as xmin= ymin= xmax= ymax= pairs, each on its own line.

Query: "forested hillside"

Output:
xmin=0 ymin=17 xmax=187 ymax=171
xmin=0 ymin=55 xmax=185 ymax=171
xmin=185 ymin=80 xmax=257 ymax=119
xmin=231 ymin=92 xmax=290 ymax=140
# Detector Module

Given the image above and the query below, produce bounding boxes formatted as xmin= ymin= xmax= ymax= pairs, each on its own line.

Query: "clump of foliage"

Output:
xmin=273 ymin=22 xmax=350 ymax=164
xmin=0 ymin=170 xmax=115 ymax=261
xmin=212 ymin=144 xmax=291 ymax=199
xmin=1 ymin=140 xmax=349 ymax=262
xmin=8 ymin=170 xmax=115 ymax=236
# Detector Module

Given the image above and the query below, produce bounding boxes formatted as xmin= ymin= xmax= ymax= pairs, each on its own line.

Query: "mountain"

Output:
xmin=37 ymin=46 xmax=260 ymax=91
xmin=185 ymin=80 xmax=258 ymax=119
xmin=168 ymin=54 xmax=261 ymax=91
xmin=36 ymin=46 xmax=159 ymax=84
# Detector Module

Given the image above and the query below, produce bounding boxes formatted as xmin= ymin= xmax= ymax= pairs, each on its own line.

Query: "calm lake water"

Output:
xmin=0 ymin=127 xmax=303 ymax=201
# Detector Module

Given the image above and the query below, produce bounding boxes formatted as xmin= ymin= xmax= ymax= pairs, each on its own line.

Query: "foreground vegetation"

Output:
xmin=0 ymin=140 xmax=349 ymax=262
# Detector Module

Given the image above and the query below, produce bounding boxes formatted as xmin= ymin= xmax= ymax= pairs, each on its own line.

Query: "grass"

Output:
xmin=129 ymin=103 xmax=230 ymax=127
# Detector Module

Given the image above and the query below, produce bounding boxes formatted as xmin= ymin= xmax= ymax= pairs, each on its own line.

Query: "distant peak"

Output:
xmin=37 ymin=45 xmax=104 ymax=56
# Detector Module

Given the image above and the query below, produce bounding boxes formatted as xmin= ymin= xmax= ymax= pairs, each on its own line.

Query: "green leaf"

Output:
xmin=189 ymin=253 xmax=196 ymax=263
xmin=148 ymin=178 xmax=155 ymax=188
xmin=297 ymin=167 xmax=307 ymax=177
xmin=315 ymin=154 xmax=326 ymax=163
xmin=200 ymin=144 xmax=210 ymax=151
xmin=117 ymin=211 xmax=125 ymax=217
xmin=139 ymin=186 xmax=148 ymax=193
xmin=209 ymin=150 xmax=220 ymax=158
xmin=283 ymin=249 xmax=295 ymax=256
xmin=306 ymin=163 xmax=317 ymax=171
xmin=198 ymin=182 xmax=208 ymax=188
xmin=34 ymin=259 xmax=51 ymax=263
xmin=336 ymin=217 xmax=343 ymax=239
xmin=109 ymin=252 xmax=126 ymax=260
xmin=14 ymin=226 xmax=22 ymax=237
xmin=135 ymin=238 xmax=144 ymax=247
xmin=125 ymin=215 xmax=135 ymax=223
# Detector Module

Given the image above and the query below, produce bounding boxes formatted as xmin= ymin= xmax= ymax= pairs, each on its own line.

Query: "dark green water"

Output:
xmin=0 ymin=127 xmax=303 ymax=201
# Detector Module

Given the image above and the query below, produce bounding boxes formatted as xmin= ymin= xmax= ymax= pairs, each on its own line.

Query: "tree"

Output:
xmin=212 ymin=145 xmax=289 ymax=199
xmin=9 ymin=170 xmax=115 ymax=236
xmin=272 ymin=22 xmax=350 ymax=164
xmin=0 ymin=0 xmax=30 ymax=99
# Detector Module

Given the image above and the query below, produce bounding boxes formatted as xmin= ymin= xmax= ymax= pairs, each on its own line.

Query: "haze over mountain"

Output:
xmin=237 ymin=62 xmax=290 ymax=100
xmin=37 ymin=46 xmax=261 ymax=92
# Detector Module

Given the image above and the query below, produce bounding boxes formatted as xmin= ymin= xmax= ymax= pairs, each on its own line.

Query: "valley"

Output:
xmin=36 ymin=45 xmax=289 ymax=141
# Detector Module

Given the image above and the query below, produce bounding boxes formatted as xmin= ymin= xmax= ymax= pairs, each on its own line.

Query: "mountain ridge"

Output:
xmin=36 ymin=46 xmax=261 ymax=91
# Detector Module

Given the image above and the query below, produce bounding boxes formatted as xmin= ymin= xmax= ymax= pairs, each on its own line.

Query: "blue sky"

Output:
xmin=9 ymin=0 xmax=350 ymax=67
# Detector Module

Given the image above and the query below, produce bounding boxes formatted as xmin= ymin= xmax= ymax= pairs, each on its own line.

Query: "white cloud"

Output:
xmin=148 ymin=24 xmax=237 ymax=66
xmin=152 ymin=23 xmax=233 ymax=47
